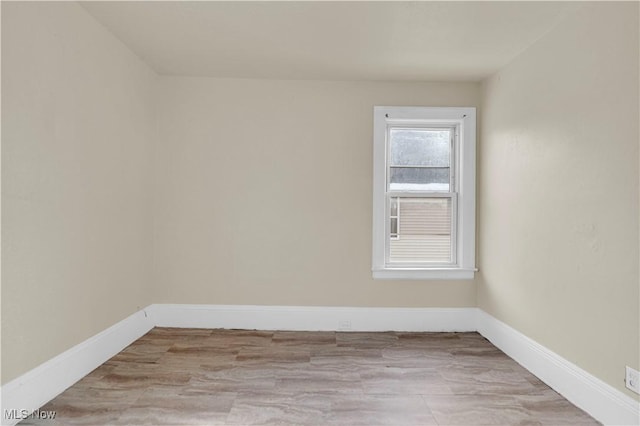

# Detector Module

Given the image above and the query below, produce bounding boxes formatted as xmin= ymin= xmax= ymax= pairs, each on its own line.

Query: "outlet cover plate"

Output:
xmin=338 ymin=320 xmax=351 ymax=331
xmin=625 ymin=366 xmax=640 ymax=394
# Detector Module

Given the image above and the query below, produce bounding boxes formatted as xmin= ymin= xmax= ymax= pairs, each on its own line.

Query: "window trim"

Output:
xmin=372 ymin=106 xmax=476 ymax=280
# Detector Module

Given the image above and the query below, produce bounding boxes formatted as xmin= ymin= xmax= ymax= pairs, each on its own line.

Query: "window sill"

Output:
xmin=372 ymin=268 xmax=476 ymax=280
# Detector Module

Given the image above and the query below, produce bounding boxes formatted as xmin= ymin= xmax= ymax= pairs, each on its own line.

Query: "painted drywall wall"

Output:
xmin=154 ymin=78 xmax=480 ymax=307
xmin=479 ymin=2 xmax=639 ymax=399
xmin=1 ymin=2 xmax=157 ymax=384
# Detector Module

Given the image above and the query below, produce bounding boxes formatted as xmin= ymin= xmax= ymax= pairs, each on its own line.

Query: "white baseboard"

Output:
xmin=475 ymin=309 xmax=640 ymax=426
xmin=146 ymin=304 xmax=477 ymax=332
xmin=2 ymin=304 xmax=637 ymax=426
xmin=1 ymin=309 xmax=154 ymax=426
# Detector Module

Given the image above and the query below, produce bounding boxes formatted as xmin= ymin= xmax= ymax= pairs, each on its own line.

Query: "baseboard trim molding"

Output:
xmin=2 ymin=304 xmax=637 ymax=426
xmin=475 ymin=309 xmax=640 ymax=426
xmin=147 ymin=304 xmax=477 ymax=332
xmin=1 ymin=309 xmax=154 ymax=426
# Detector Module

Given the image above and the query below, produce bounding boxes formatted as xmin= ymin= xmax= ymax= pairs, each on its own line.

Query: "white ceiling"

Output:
xmin=81 ymin=1 xmax=581 ymax=82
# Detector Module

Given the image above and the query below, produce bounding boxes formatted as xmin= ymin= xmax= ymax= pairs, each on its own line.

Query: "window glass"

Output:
xmin=390 ymin=197 xmax=399 ymax=239
xmin=389 ymin=129 xmax=450 ymax=191
xmin=388 ymin=197 xmax=452 ymax=263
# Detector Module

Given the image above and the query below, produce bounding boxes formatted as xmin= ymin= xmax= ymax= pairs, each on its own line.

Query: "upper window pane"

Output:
xmin=389 ymin=129 xmax=451 ymax=191
xmin=389 ymin=129 xmax=450 ymax=167
xmin=389 ymin=167 xmax=450 ymax=189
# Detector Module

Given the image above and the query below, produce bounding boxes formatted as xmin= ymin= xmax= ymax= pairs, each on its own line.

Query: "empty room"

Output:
xmin=1 ymin=1 xmax=639 ymax=425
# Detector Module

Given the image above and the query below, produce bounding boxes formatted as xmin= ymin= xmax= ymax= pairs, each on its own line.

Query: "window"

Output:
xmin=372 ymin=106 xmax=476 ymax=279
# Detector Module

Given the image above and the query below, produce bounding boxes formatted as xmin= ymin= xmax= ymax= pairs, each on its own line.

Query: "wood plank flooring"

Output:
xmin=21 ymin=328 xmax=599 ymax=425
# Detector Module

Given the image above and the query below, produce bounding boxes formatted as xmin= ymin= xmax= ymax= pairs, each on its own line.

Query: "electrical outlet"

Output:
xmin=625 ymin=366 xmax=640 ymax=394
xmin=338 ymin=320 xmax=351 ymax=331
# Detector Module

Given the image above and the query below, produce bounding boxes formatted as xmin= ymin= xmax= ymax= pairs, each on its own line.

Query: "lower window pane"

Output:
xmin=389 ymin=197 xmax=452 ymax=263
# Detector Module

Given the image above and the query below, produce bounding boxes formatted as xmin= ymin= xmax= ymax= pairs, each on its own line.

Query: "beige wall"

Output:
xmin=154 ymin=78 xmax=480 ymax=307
xmin=1 ymin=2 xmax=157 ymax=384
xmin=479 ymin=2 xmax=639 ymax=399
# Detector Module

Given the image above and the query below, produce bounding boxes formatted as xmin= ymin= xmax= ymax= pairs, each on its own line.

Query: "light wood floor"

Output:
xmin=22 ymin=328 xmax=598 ymax=425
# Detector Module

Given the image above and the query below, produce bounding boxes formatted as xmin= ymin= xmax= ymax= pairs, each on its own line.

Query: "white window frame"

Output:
xmin=372 ymin=106 xmax=476 ymax=280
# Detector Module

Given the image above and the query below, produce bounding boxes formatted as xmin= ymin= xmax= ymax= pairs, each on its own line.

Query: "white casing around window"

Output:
xmin=372 ymin=106 xmax=476 ymax=280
